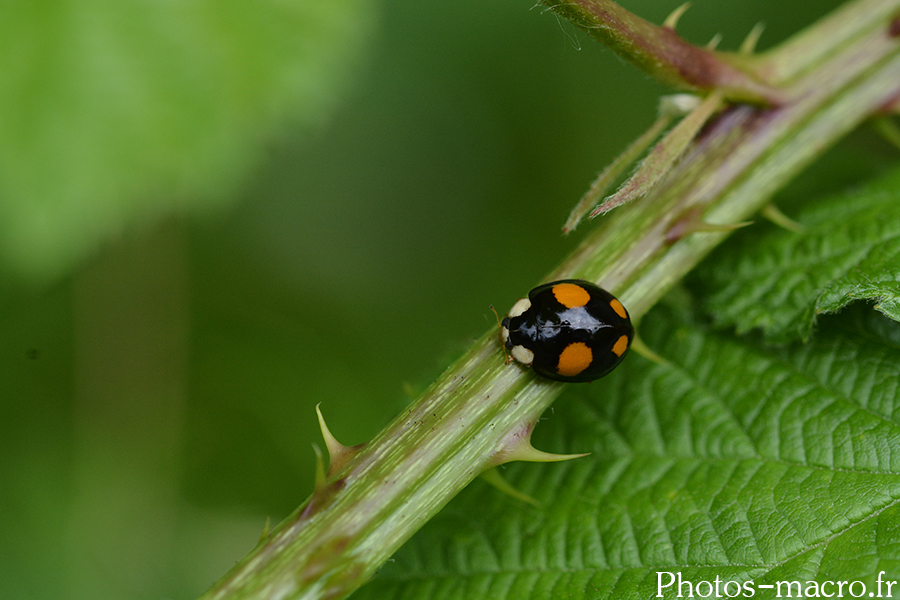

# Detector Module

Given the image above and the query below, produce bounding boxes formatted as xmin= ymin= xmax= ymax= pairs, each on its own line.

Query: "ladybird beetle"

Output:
xmin=500 ymin=279 xmax=633 ymax=382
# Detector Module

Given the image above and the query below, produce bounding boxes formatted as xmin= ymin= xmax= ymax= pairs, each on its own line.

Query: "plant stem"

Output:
xmin=542 ymin=0 xmax=784 ymax=103
xmin=199 ymin=2 xmax=900 ymax=599
xmin=748 ymin=0 xmax=900 ymax=84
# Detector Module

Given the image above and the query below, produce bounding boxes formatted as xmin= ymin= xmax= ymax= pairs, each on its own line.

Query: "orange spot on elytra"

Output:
xmin=609 ymin=298 xmax=628 ymax=319
xmin=557 ymin=342 xmax=592 ymax=377
xmin=552 ymin=283 xmax=590 ymax=308
xmin=612 ymin=335 xmax=629 ymax=357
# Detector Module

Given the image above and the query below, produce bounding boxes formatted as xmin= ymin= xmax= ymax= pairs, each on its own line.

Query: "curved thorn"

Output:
xmin=480 ymin=468 xmax=541 ymax=507
xmin=740 ymin=22 xmax=766 ymax=55
xmin=510 ymin=446 xmax=590 ymax=464
xmin=706 ymin=33 xmax=723 ymax=50
xmin=665 ymin=207 xmax=753 ymax=243
xmin=316 ymin=404 xmax=345 ymax=459
xmin=630 ymin=335 xmax=669 ymax=367
xmin=663 ymin=2 xmax=691 ymax=29
xmin=490 ymin=421 xmax=588 ymax=466
xmin=316 ymin=404 xmax=359 ymax=476
xmin=761 ymin=204 xmax=805 ymax=233
xmin=256 ymin=516 xmax=271 ymax=547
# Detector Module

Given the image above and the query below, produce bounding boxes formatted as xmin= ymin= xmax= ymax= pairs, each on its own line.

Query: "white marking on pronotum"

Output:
xmin=508 ymin=298 xmax=531 ymax=319
xmin=511 ymin=345 xmax=534 ymax=366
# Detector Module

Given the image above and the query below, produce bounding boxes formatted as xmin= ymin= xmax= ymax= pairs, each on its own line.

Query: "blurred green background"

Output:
xmin=0 ymin=0 xmax=872 ymax=598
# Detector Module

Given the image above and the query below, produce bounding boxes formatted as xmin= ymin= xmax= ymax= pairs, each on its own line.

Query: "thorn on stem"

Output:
xmin=316 ymin=404 xmax=363 ymax=477
xmin=480 ymin=468 xmax=541 ymax=507
xmin=739 ymin=22 xmax=765 ymax=54
xmin=489 ymin=421 xmax=589 ymax=467
xmin=665 ymin=207 xmax=753 ymax=244
xmin=663 ymin=3 xmax=691 ymax=30
xmin=256 ymin=517 xmax=271 ymax=546
xmin=761 ymin=204 xmax=805 ymax=233
xmin=629 ymin=335 xmax=669 ymax=367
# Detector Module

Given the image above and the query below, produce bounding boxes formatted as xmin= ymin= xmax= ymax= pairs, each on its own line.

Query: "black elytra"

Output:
xmin=500 ymin=279 xmax=634 ymax=382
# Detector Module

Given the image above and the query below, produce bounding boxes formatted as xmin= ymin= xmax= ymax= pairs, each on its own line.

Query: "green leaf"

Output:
xmin=0 ymin=0 xmax=375 ymax=281
xmin=353 ymin=302 xmax=900 ymax=600
xmin=697 ymin=164 xmax=900 ymax=342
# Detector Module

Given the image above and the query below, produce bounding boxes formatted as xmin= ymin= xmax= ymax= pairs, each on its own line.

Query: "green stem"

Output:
xmin=199 ymin=2 xmax=900 ymax=599
xmin=748 ymin=0 xmax=900 ymax=84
